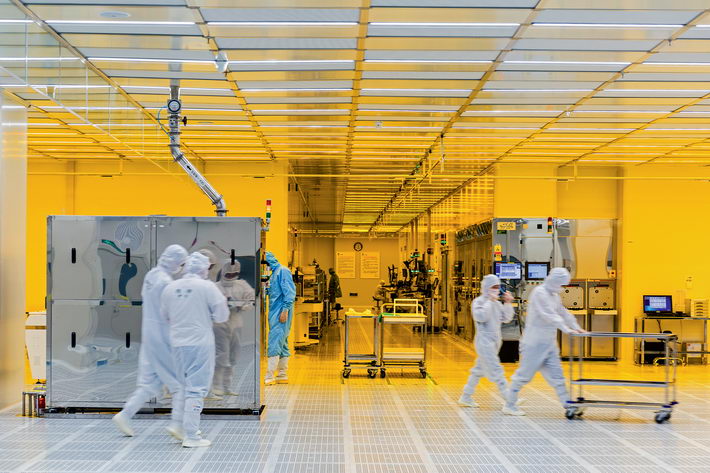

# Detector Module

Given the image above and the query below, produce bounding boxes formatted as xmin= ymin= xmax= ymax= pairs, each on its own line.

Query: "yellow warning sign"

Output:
xmin=496 ymin=221 xmax=516 ymax=231
xmin=493 ymin=244 xmax=503 ymax=262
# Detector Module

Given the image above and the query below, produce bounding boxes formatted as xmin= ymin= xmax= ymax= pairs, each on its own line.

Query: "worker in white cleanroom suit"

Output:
xmin=458 ymin=274 xmax=515 ymax=408
xmin=113 ymin=244 xmax=188 ymax=439
xmin=211 ymin=261 xmax=255 ymax=396
xmin=503 ymin=267 xmax=585 ymax=416
xmin=161 ymin=252 xmax=229 ymax=447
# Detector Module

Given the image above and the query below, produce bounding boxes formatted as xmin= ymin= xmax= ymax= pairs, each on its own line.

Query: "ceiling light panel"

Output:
xmin=365 ymin=50 xmax=498 ymax=61
xmin=367 ymin=24 xmax=519 ymax=37
xmin=368 ymin=7 xmax=532 ymax=24
xmin=533 ymin=9 xmax=699 ymax=26
xmin=78 ymin=48 xmax=215 ymax=62
xmin=47 ymin=23 xmax=202 ymax=36
xmin=216 ymin=37 xmax=357 ymax=49
xmin=229 ymin=60 xmax=355 ymax=71
xmin=200 ymin=8 xmax=359 ymax=23
xmin=514 ymin=38 xmax=661 ymax=51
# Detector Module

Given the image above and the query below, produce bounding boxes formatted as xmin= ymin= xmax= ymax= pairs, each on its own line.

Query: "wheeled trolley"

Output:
xmin=342 ymin=309 xmax=380 ymax=379
xmin=379 ymin=299 xmax=427 ymax=378
xmin=566 ymin=332 xmax=678 ymax=423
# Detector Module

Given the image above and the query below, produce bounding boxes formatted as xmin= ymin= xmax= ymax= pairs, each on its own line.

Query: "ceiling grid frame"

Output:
xmin=369 ymin=0 xmax=548 ymax=232
xmin=185 ymin=0 xmax=276 ymax=162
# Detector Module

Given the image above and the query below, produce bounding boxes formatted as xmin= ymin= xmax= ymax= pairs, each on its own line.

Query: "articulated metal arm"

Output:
xmin=167 ymin=96 xmax=228 ymax=216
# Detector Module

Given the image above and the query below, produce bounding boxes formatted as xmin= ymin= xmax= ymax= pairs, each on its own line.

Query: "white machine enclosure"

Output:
xmin=46 ymin=216 xmax=263 ymax=413
xmin=452 ymin=219 xmax=618 ymax=359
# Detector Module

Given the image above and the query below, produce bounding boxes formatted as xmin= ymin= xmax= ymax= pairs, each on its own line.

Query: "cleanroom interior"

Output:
xmin=2 ymin=0 xmax=710 ymax=471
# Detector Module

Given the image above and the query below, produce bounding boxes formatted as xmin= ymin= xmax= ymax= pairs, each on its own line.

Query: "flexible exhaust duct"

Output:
xmin=167 ymin=87 xmax=228 ymax=216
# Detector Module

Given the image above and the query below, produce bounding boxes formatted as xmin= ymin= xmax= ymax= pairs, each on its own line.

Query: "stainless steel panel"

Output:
xmin=47 ymin=215 xmax=264 ymax=412
xmin=48 ymin=300 xmax=141 ymax=407
xmin=155 ymin=217 xmax=262 ymax=410
xmin=48 ymin=216 xmax=152 ymax=301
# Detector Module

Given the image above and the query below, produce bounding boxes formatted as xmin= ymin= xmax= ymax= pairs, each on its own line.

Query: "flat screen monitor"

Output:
xmin=643 ymin=295 xmax=672 ymax=314
xmin=494 ymin=261 xmax=522 ymax=280
xmin=526 ymin=262 xmax=550 ymax=280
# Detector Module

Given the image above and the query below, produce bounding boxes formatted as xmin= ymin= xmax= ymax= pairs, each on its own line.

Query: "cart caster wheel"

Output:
xmin=342 ymin=370 xmax=351 ymax=379
xmin=565 ymin=407 xmax=581 ymax=420
xmin=380 ymin=369 xmax=386 ymax=378
xmin=655 ymin=412 xmax=671 ymax=424
xmin=420 ymin=370 xmax=427 ymax=378
xmin=367 ymin=369 xmax=377 ymax=378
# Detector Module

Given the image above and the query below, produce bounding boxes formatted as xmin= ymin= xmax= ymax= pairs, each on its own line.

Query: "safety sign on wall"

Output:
xmin=496 ymin=221 xmax=516 ymax=231
xmin=336 ymin=252 xmax=356 ymax=279
xmin=360 ymin=252 xmax=380 ymax=279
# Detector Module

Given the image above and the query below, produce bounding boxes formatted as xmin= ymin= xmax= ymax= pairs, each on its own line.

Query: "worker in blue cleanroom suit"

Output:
xmin=113 ymin=244 xmax=188 ymax=440
xmin=264 ymin=251 xmax=296 ymax=386
xmin=161 ymin=252 xmax=229 ymax=448
xmin=504 ymin=267 xmax=585 ymax=416
xmin=458 ymin=274 xmax=515 ymax=408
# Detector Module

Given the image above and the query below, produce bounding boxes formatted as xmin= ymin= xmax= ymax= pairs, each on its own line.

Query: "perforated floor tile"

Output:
xmin=3 ymin=326 xmax=710 ymax=473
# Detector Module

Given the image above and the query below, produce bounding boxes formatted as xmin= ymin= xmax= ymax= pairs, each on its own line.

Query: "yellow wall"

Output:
xmin=26 ymin=159 xmax=289 ymax=312
xmin=494 ymin=164 xmax=557 ymax=217
xmin=333 ymin=237 xmax=400 ymax=309
xmin=618 ymin=165 xmax=710 ymax=361
xmin=557 ymin=167 xmax=619 ymax=219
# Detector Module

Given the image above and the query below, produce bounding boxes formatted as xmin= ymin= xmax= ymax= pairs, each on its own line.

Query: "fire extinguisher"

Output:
xmin=38 ymin=395 xmax=45 ymax=410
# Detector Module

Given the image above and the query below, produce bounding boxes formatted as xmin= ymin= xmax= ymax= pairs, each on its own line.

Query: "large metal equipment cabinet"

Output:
xmin=46 ymin=216 xmax=264 ymax=414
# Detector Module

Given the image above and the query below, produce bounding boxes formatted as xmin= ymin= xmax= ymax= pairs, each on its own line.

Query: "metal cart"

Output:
xmin=379 ymin=299 xmax=428 ymax=378
xmin=342 ymin=308 xmax=380 ymax=378
xmin=566 ymin=332 xmax=678 ymax=424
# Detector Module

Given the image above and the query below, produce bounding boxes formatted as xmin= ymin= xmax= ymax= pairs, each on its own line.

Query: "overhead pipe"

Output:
xmin=167 ymin=86 xmax=228 ymax=216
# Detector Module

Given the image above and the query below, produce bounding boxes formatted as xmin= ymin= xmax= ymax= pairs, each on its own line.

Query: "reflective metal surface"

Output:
xmin=47 ymin=216 xmax=263 ymax=411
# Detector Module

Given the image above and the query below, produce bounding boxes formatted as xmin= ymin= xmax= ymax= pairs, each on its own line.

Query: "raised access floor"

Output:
xmin=2 ymin=324 xmax=710 ymax=473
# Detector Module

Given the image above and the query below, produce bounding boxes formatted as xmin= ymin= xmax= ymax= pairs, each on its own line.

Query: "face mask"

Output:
xmin=488 ymin=288 xmax=499 ymax=299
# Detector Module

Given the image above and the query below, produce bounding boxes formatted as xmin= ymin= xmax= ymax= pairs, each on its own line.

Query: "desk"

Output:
xmin=635 ymin=316 xmax=709 ymax=365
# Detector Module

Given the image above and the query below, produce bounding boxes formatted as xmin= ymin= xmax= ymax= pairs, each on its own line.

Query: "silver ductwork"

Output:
xmin=167 ymin=87 xmax=228 ymax=216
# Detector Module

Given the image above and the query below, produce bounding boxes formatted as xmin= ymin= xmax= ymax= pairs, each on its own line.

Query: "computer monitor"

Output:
xmin=525 ymin=262 xmax=550 ymax=280
xmin=643 ymin=295 xmax=673 ymax=314
xmin=494 ymin=261 xmax=522 ymax=280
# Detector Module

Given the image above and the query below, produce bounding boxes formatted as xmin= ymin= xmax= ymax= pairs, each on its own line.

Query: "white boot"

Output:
xmin=276 ymin=357 xmax=289 ymax=384
xmin=112 ymin=412 xmax=134 ymax=437
xmin=265 ymin=356 xmax=279 ymax=386
xmin=457 ymin=394 xmax=479 ymax=408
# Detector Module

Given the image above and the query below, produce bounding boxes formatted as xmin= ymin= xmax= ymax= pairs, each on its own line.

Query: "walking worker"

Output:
xmin=264 ymin=251 xmax=297 ymax=386
xmin=161 ymin=252 xmax=229 ymax=447
xmin=113 ymin=245 xmax=188 ymax=439
xmin=458 ymin=274 xmax=515 ymax=408
xmin=504 ymin=267 xmax=586 ymax=416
